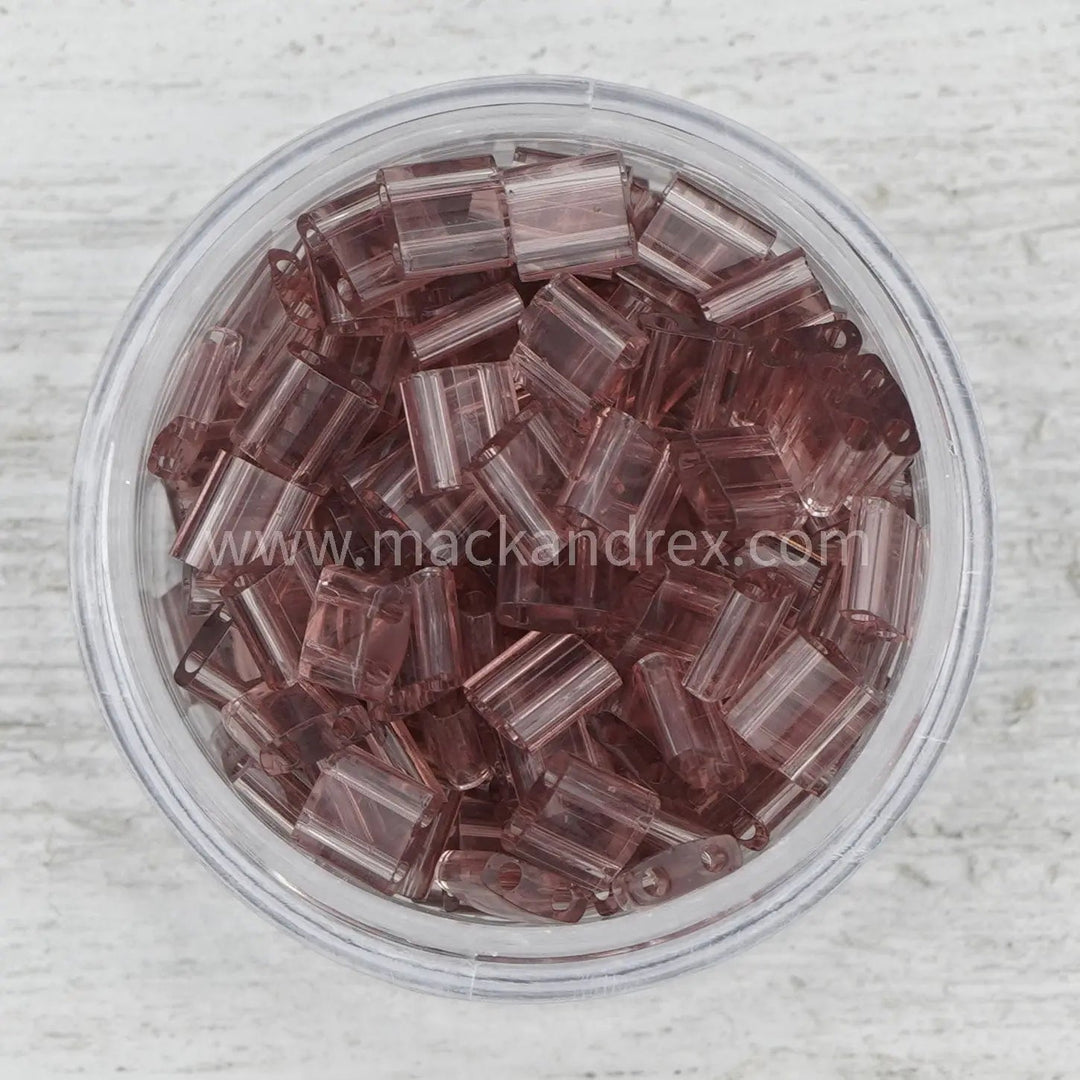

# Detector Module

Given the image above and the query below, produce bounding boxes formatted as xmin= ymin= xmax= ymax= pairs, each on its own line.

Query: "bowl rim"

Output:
xmin=70 ymin=74 xmax=995 ymax=1000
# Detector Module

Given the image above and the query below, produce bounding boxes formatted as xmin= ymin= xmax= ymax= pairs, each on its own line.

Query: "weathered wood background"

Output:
xmin=1 ymin=0 xmax=1077 ymax=1075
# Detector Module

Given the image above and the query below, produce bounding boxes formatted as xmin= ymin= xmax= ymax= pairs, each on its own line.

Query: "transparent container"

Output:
xmin=70 ymin=76 xmax=994 ymax=1000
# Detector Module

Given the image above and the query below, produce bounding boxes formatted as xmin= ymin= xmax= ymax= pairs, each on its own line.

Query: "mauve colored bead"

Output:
xmin=628 ymin=652 xmax=746 ymax=791
xmin=292 ymin=746 xmax=446 ymax=894
xmin=558 ymin=408 xmax=681 ymax=567
xmin=609 ymin=834 xmax=743 ymax=909
xmin=435 ymin=850 xmax=590 ymax=923
xmin=504 ymin=151 xmax=636 ymax=280
xmin=839 ymin=496 xmax=924 ymax=640
xmin=170 ymin=451 xmax=320 ymax=578
xmin=502 ymin=752 xmax=659 ymax=890
xmin=379 ymin=156 xmax=512 ymax=276
xmin=400 ymin=362 xmax=519 ymax=495
xmin=405 ymin=281 xmax=523 ymax=369
xmin=683 ymin=568 xmax=796 ymax=703
xmin=699 ymin=248 xmax=832 ymax=332
xmin=672 ymin=426 xmax=805 ymax=537
xmin=637 ymin=176 xmax=775 ymax=296
xmin=723 ymin=632 xmax=883 ymax=793
xmin=299 ymin=566 xmax=412 ymax=701
xmin=464 ymin=632 xmax=621 ymax=753
xmin=511 ymin=275 xmax=647 ymax=427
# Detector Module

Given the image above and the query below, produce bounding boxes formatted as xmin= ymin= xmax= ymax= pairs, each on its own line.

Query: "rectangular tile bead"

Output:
xmin=628 ymin=652 xmax=746 ymax=790
xmin=298 ymin=566 xmax=412 ymax=701
xmin=435 ymin=849 xmax=589 ymax=923
xmin=170 ymin=451 xmax=320 ymax=578
xmin=722 ymin=632 xmax=883 ymax=792
xmin=558 ymin=408 xmax=681 ymax=567
xmin=292 ymin=746 xmax=447 ymax=894
xmin=671 ymin=426 xmax=805 ymax=537
xmin=636 ymin=176 xmax=775 ymax=295
xmin=839 ymin=496 xmax=924 ymax=640
xmin=502 ymin=752 xmax=659 ymax=890
xmin=225 ymin=552 xmax=318 ymax=689
xmin=400 ymin=362 xmax=519 ymax=495
xmin=504 ymin=151 xmax=637 ymax=280
xmin=699 ymin=248 xmax=832 ymax=332
xmin=466 ymin=402 xmax=571 ymax=563
xmin=231 ymin=343 xmax=380 ymax=493
xmin=379 ymin=156 xmax=512 ymax=276
xmin=464 ymin=632 xmax=621 ymax=753
xmin=405 ymin=280 xmax=523 ymax=368
xmin=511 ymin=275 xmax=647 ymax=427
xmin=683 ymin=568 xmax=795 ymax=702
xmin=297 ymin=181 xmax=417 ymax=317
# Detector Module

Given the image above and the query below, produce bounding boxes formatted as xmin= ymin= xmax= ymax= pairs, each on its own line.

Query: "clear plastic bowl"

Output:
xmin=70 ymin=76 xmax=994 ymax=1000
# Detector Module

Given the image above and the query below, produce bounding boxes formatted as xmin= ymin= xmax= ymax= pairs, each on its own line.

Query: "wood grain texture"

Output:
xmin=1 ymin=0 xmax=1078 ymax=1075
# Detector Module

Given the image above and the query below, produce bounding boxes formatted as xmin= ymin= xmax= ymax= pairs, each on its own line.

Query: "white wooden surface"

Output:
xmin=2 ymin=0 xmax=1078 ymax=1075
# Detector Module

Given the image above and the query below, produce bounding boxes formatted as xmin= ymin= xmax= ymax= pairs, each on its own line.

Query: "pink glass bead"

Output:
xmin=672 ymin=426 xmax=805 ymax=537
xmin=511 ymin=275 xmax=647 ymax=426
xmin=230 ymin=343 xmax=380 ymax=493
xmin=404 ymin=281 xmax=523 ymax=369
xmin=779 ymin=379 xmax=918 ymax=515
xmin=800 ymin=559 xmax=902 ymax=691
xmin=502 ymin=717 xmax=616 ymax=798
xmin=495 ymin=542 xmax=626 ymax=633
xmin=466 ymin=402 xmax=572 ymax=564
xmin=267 ymin=248 xmax=323 ymax=331
xmin=417 ymin=693 xmax=494 ymax=791
xmin=364 ymin=716 xmax=440 ymax=790
xmin=839 ymin=496 xmax=924 ymax=640
xmin=390 ymin=567 xmax=466 ymax=713
xmin=230 ymin=758 xmax=312 ymax=833
xmin=628 ymin=652 xmax=746 ymax=790
xmin=340 ymin=434 xmax=495 ymax=567
xmin=504 ymin=151 xmax=637 ymax=280
xmin=297 ymin=182 xmax=416 ymax=318
xmin=169 ymin=602 xmax=260 ymax=710
xmin=644 ymin=807 xmax=710 ymax=850
xmin=707 ymin=754 xmax=815 ymax=851
xmin=728 ymin=319 xmax=861 ymax=432
xmin=292 ymin=746 xmax=446 ymax=894
xmin=219 ymin=258 xmax=287 ymax=391
xmin=379 ymin=156 xmax=512 ymax=276
xmin=633 ymin=313 xmax=748 ymax=431
xmin=607 ymin=562 xmax=735 ymax=670
xmin=456 ymin=579 xmax=507 ymax=677
xmin=587 ymin=710 xmax=669 ymax=788
xmin=731 ymin=535 xmax=823 ymax=622
xmin=723 ymin=632 xmax=883 ymax=792
xmin=502 ymin=752 xmax=659 ymax=890
xmin=464 ymin=632 xmax=621 ymax=753
xmin=558 ymin=408 xmax=681 ymax=566
xmin=226 ymin=553 xmax=318 ymax=688
xmin=220 ymin=681 xmax=342 ymax=775
xmin=400 ymin=362 xmax=519 ymax=495
xmin=684 ymin=568 xmax=796 ymax=703
xmin=614 ymin=263 xmax=699 ymax=315
xmin=457 ymin=797 xmax=510 ymax=851
xmin=435 ymin=850 xmax=590 ymax=923
xmin=170 ymin=451 xmax=320 ymax=578
xmin=700 ymin=248 xmax=832 ymax=333
xmin=298 ymin=566 xmax=412 ymax=701
xmin=610 ymin=834 xmax=743 ymax=909
xmin=636 ymin=176 xmax=775 ymax=295
xmin=399 ymin=790 xmax=463 ymax=902
xmin=147 ymin=326 xmax=242 ymax=487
